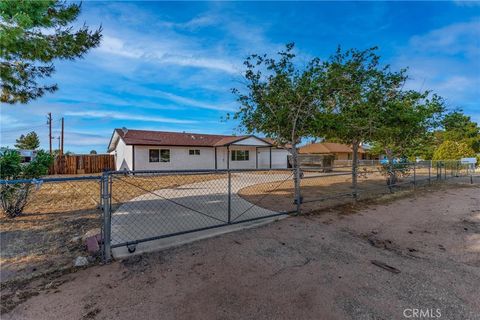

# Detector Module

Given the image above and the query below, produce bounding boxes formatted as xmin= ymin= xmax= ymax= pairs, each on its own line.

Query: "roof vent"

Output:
xmin=121 ymin=127 xmax=128 ymax=135
xmin=191 ymin=135 xmax=196 ymax=140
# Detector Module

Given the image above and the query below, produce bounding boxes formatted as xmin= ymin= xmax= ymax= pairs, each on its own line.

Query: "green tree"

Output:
xmin=232 ymin=43 xmax=326 ymax=209
xmin=0 ymin=149 xmax=53 ymax=217
xmin=0 ymin=0 xmax=102 ymax=104
xmin=372 ymin=91 xmax=445 ymax=162
xmin=89 ymin=150 xmax=97 ymax=155
xmin=14 ymin=131 xmax=40 ymax=149
xmin=432 ymin=140 xmax=475 ymax=161
xmin=316 ymin=47 xmax=405 ymax=193
xmin=440 ymin=111 xmax=480 ymax=152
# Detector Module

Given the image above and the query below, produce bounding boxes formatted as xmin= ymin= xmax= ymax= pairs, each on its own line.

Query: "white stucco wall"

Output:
xmin=112 ymin=142 xmax=289 ymax=171
xmin=257 ymin=148 xmax=290 ymax=169
xmin=233 ymin=137 xmax=270 ymax=146
xmin=111 ymin=138 xmax=133 ymax=170
xmin=216 ymin=146 xmax=258 ymax=169
xmin=133 ymin=146 xmax=216 ymax=170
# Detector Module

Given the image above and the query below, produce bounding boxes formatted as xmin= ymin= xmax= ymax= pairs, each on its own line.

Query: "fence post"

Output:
xmin=413 ymin=162 xmax=416 ymax=188
xmin=428 ymin=161 xmax=431 ymax=185
xmin=99 ymin=179 xmax=103 ymax=210
xmin=102 ymin=173 xmax=112 ymax=262
xmin=227 ymin=170 xmax=231 ymax=224
xmin=295 ymin=166 xmax=301 ymax=214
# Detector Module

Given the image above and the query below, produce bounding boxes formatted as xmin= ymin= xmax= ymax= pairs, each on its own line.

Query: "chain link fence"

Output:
xmin=0 ymin=176 xmax=102 ymax=282
xmin=1 ymin=160 xmax=478 ymax=269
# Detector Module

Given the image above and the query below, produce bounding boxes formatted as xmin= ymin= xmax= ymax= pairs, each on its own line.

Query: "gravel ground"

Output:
xmin=2 ymin=184 xmax=479 ymax=320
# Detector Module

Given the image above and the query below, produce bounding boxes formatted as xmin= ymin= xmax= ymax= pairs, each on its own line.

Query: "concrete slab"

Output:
xmin=112 ymin=214 xmax=287 ymax=259
xmin=109 ymin=172 xmax=297 ymax=258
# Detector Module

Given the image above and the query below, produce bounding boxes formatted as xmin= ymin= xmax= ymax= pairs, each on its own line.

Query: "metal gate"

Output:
xmin=101 ymin=169 xmax=295 ymax=260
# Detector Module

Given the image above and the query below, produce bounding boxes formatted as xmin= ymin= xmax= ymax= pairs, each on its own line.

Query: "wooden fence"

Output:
xmin=49 ymin=154 xmax=115 ymax=175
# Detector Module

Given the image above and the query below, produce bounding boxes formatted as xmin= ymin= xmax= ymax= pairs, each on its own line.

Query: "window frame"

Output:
xmin=189 ymin=149 xmax=201 ymax=156
xmin=231 ymin=150 xmax=250 ymax=161
xmin=160 ymin=149 xmax=170 ymax=162
xmin=149 ymin=149 xmax=160 ymax=163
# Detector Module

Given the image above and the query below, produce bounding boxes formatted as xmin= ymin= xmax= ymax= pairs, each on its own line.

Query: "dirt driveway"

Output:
xmin=3 ymin=184 xmax=479 ymax=320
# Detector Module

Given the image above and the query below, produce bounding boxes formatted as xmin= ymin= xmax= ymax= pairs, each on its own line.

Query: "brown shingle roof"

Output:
xmin=111 ymin=129 xmax=273 ymax=148
xmin=299 ymin=142 xmax=366 ymax=154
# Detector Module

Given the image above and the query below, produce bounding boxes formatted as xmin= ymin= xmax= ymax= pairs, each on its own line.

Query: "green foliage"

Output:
xmin=14 ymin=131 xmax=40 ymax=149
xmin=231 ymin=43 xmax=325 ymax=147
xmin=314 ymin=46 xmax=408 ymax=190
xmin=22 ymin=150 xmax=53 ymax=179
xmin=316 ymin=47 xmax=404 ymax=144
xmin=0 ymin=149 xmax=53 ymax=218
xmin=373 ymin=91 xmax=445 ymax=160
xmin=90 ymin=150 xmax=97 ymax=155
xmin=432 ymin=141 xmax=475 ymax=161
xmin=232 ymin=43 xmax=328 ymax=205
xmin=440 ymin=111 xmax=480 ymax=152
xmin=0 ymin=0 xmax=102 ymax=104
xmin=0 ymin=149 xmax=22 ymax=179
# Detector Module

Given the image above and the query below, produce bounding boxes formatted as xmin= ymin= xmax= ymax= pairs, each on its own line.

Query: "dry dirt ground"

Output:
xmin=0 ymin=173 xmax=224 ymax=283
xmin=1 ymin=183 xmax=479 ymax=320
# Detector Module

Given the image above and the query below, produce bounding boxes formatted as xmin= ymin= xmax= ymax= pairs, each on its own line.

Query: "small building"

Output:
xmin=298 ymin=142 xmax=373 ymax=160
xmin=0 ymin=148 xmax=37 ymax=163
xmin=107 ymin=129 xmax=291 ymax=171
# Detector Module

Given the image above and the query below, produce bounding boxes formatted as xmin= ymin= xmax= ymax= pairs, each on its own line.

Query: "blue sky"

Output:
xmin=1 ymin=1 xmax=479 ymax=153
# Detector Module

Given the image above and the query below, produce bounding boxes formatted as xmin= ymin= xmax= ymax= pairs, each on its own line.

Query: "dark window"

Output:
xmin=149 ymin=149 xmax=159 ymax=162
xmin=189 ymin=149 xmax=200 ymax=155
xmin=160 ymin=149 xmax=170 ymax=162
xmin=231 ymin=150 xmax=249 ymax=161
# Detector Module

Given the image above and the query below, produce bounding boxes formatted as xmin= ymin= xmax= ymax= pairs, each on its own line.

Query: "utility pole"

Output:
xmin=47 ymin=113 xmax=52 ymax=155
xmin=60 ymin=117 xmax=64 ymax=156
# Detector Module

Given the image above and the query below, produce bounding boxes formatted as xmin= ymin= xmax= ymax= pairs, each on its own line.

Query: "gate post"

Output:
xmin=227 ymin=170 xmax=231 ymax=224
xmin=428 ymin=161 xmax=431 ymax=185
xmin=102 ymin=173 xmax=112 ymax=262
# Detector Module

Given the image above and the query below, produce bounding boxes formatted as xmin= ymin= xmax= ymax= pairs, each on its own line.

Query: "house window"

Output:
xmin=149 ymin=149 xmax=170 ymax=162
xmin=160 ymin=149 xmax=170 ymax=162
xmin=149 ymin=149 xmax=159 ymax=162
xmin=189 ymin=149 xmax=201 ymax=155
xmin=231 ymin=150 xmax=249 ymax=161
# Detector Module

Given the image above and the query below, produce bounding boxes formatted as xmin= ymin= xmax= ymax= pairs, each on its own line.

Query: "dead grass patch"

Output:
xmin=0 ymin=173 xmax=224 ymax=284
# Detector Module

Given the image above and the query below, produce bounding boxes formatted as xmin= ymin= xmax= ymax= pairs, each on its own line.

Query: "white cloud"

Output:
xmin=392 ymin=19 xmax=480 ymax=118
xmin=97 ymin=35 xmax=143 ymax=58
xmin=96 ymin=34 xmax=237 ymax=74
xmin=65 ymin=111 xmax=198 ymax=124
xmin=409 ymin=20 xmax=480 ymax=57
xmin=454 ymin=0 xmax=480 ymax=7
xmin=148 ymin=90 xmax=236 ymax=112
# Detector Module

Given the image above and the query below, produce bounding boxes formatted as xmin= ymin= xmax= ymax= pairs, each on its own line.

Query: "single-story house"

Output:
xmin=298 ymin=142 xmax=375 ymax=160
xmin=107 ymin=128 xmax=291 ymax=171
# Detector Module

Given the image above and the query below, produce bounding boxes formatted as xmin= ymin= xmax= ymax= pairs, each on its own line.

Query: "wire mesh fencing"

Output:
xmin=101 ymin=161 xmax=478 ymax=259
xmin=0 ymin=176 xmax=102 ymax=282
xmin=102 ymin=169 xmax=296 ymax=257
xmin=298 ymin=160 xmax=477 ymax=213
xmin=1 ymin=159 xmax=476 ymax=268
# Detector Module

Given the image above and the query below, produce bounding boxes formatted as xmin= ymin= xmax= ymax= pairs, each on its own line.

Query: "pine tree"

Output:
xmin=14 ymin=131 xmax=40 ymax=149
xmin=0 ymin=0 xmax=102 ymax=104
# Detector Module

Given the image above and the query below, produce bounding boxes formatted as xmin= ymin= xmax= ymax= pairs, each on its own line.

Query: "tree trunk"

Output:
xmin=352 ymin=141 xmax=359 ymax=199
xmin=291 ymin=144 xmax=301 ymax=214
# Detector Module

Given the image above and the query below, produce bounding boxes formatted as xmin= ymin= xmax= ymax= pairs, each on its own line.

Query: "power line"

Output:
xmin=1 ymin=123 xmax=49 ymax=133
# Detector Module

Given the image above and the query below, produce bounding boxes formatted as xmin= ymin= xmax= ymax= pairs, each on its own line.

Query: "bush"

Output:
xmin=0 ymin=149 xmax=53 ymax=218
xmin=432 ymin=141 xmax=475 ymax=161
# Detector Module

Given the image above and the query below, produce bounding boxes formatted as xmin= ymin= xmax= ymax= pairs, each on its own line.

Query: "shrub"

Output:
xmin=432 ymin=141 xmax=475 ymax=161
xmin=0 ymin=150 xmax=53 ymax=218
